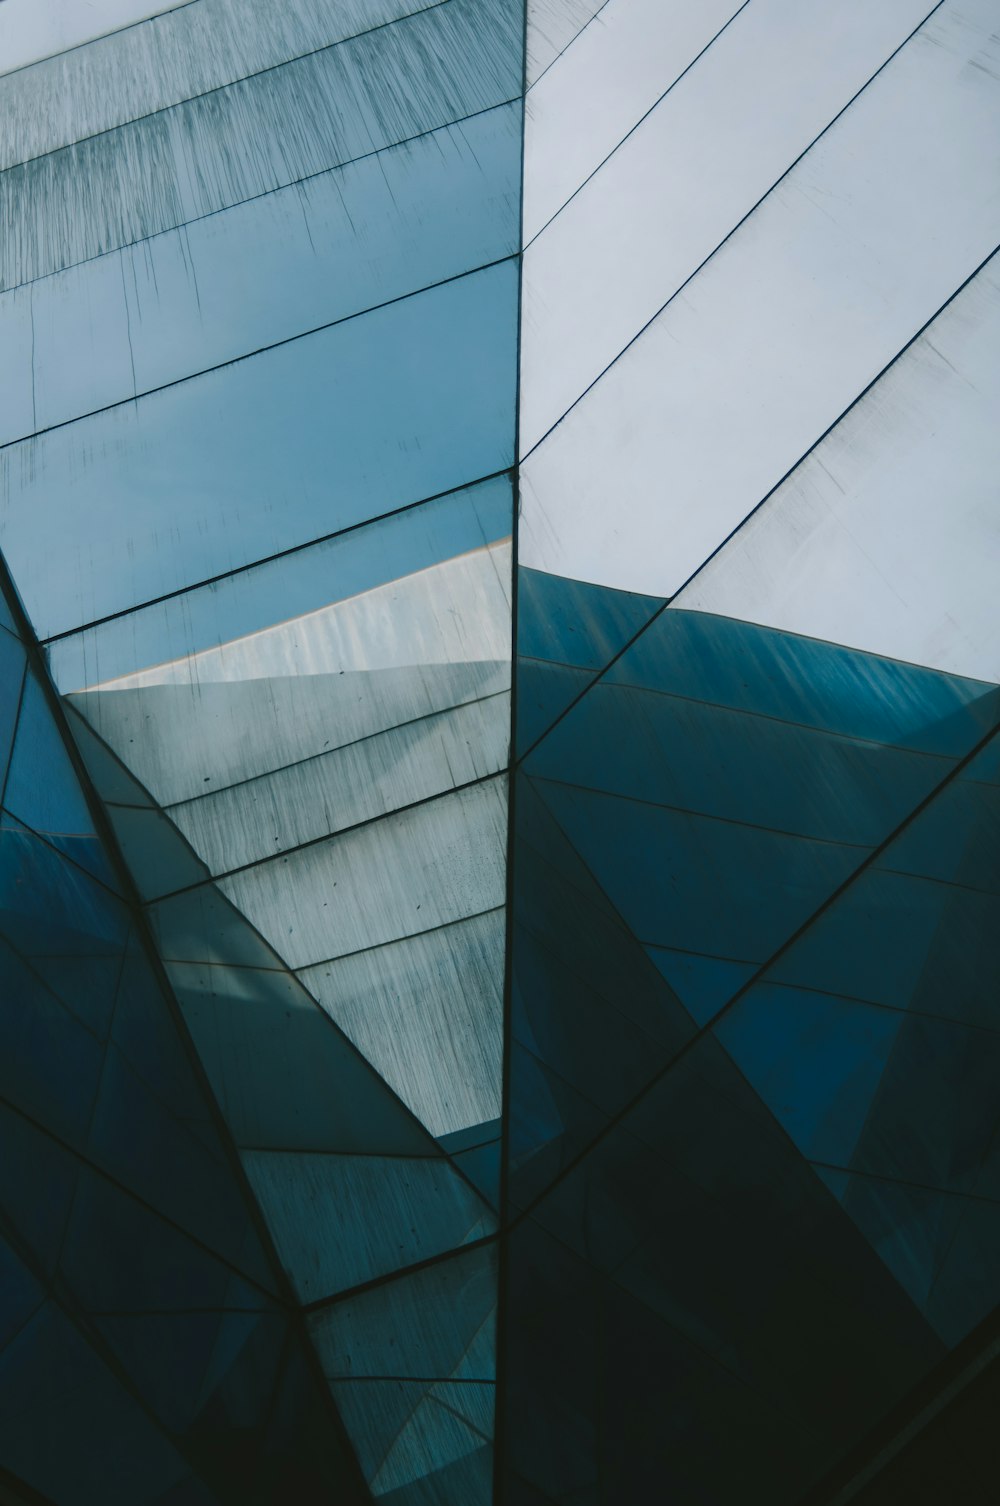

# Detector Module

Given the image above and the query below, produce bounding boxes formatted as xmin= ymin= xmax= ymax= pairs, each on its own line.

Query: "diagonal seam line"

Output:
xmin=519 ymin=0 xmax=945 ymax=462
xmin=515 ymin=241 xmax=1000 ymax=767
xmin=507 ymin=706 xmax=1000 ymax=1230
xmin=1 ymin=253 xmax=516 ymax=453
xmin=300 ymin=1231 xmax=497 ymax=1315
xmin=524 ymin=0 xmax=751 ymax=247
xmin=41 ymin=466 xmax=513 ymax=646
xmin=0 ymin=0 xmax=453 ymax=177
xmin=526 ymin=0 xmax=613 ymax=91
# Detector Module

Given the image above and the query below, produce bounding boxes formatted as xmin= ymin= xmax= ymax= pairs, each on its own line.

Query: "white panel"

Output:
xmin=167 ymin=692 xmax=510 ymax=871
xmin=71 ymin=662 xmax=509 ymax=807
xmin=520 ymin=0 xmax=933 ymax=448
xmin=84 ymin=542 xmax=512 ymax=692
xmin=241 ymin=1151 xmax=492 ymax=1302
xmin=678 ymin=260 xmax=1000 ymax=684
xmin=218 ymin=777 xmax=508 ymax=969
xmin=0 ymin=0 xmax=187 ymax=75
xmin=0 ymin=0 xmax=433 ymax=170
xmin=300 ymin=909 xmax=505 ymax=1137
xmin=519 ymin=0 xmax=1000 ymax=597
xmin=525 ymin=0 xmax=607 ymax=87
xmin=523 ymin=0 xmax=742 ymax=244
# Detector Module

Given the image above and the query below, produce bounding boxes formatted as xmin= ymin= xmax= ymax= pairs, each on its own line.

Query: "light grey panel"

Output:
xmin=0 ymin=103 xmax=521 ymax=442
xmin=167 ymin=692 xmax=511 ymax=873
xmin=520 ymin=0 xmax=933 ymax=448
xmin=525 ymin=0 xmax=607 ymax=86
xmin=519 ymin=0 xmax=1000 ymax=597
xmin=72 ymin=662 xmax=509 ymax=807
xmin=218 ymin=776 xmax=508 ymax=969
xmin=679 ymin=259 xmax=1000 ymax=684
xmin=523 ymin=0 xmax=745 ymax=244
xmin=0 ymin=0 xmax=523 ymax=289
xmin=0 ymin=0 xmax=435 ymax=170
xmin=310 ymin=1243 xmax=497 ymax=1380
xmin=242 ymin=1150 xmax=493 ymax=1302
xmin=300 ymin=909 xmax=505 ymax=1137
xmin=0 ymin=0 xmax=188 ymax=75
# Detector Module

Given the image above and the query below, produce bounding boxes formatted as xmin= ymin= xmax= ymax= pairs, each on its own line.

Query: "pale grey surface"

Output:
xmin=523 ymin=0 xmax=744 ymax=244
xmin=678 ymin=259 xmax=1000 ymax=684
xmin=519 ymin=0 xmax=1000 ymax=597
xmin=0 ymin=0 xmax=187 ymax=75
xmin=218 ymin=776 xmax=508 ymax=969
xmin=520 ymin=0 xmax=934 ymax=449
xmin=525 ymin=0 xmax=607 ymax=86
xmin=300 ymin=908 xmax=506 ymax=1137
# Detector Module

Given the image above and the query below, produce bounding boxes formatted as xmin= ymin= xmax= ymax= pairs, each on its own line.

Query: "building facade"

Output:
xmin=0 ymin=1 xmax=998 ymax=1502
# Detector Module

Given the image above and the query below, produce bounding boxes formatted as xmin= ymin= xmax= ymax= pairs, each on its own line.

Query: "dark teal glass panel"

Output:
xmin=0 ymin=625 xmax=24 ymax=788
xmin=4 ymin=262 xmax=519 ymax=639
xmin=515 ymin=567 xmax=663 ymax=754
xmin=610 ymin=611 xmax=999 ymax=756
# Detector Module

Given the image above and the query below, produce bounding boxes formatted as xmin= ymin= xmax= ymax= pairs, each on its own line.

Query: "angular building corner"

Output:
xmin=1 ymin=1 xmax=999 ymax=1503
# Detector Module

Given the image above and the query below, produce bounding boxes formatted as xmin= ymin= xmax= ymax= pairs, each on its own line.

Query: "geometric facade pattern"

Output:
xmin=1 ymin=1 xmax=999 ymax=1502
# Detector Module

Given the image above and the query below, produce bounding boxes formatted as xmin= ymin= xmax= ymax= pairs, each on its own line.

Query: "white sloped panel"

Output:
xmin=678 ymin=260 xmax=1000 ymax=684
xmin=218 ymin=777 xmax=508 ymax=970
xmin=525 ymin=0 xmax=608 ymax=87
xmin=300 ymin=909 xmax=506 ymax=1137
xmin=520 ymin=0 xmax=934 ymax=450
xmin=167 ymin=691 xmax=511 ymax=872
xmin=523 ymin=0 xmax=743 ymax=244
xmin=519 ymin=0 xmax=1000 ymax=598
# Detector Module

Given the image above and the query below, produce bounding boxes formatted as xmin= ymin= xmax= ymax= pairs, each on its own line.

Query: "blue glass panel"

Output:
xmin=533 ymin=777 xmax=860 ymax=962
xmin=0 ymin=1238 xmax=44 ymax=1354
xmin=0 ymin=626 xmax=25 ymax=790
xmin=52 ymin=475 xmax=513 ymax=690
xmin=449 ymin=1140 xmax=502 ymax=1211
xmin=104 ymin=802 xmax=210 ymax=901
xmin=0 ymin=938 xmax=106 ymax=1148
xmin=0 ymin=1103 xmax=79 ymax=1277
xmin=1 ymin=673 xmax=118 ymax=889
xmin=168 ymin=952 xmax=434 ymax=1156
xmin=644 ymin=947 xmax=757 ymax=1027
xmin=59 ymin=1165 xmax=268 ymax=1314
xmin=877 ymin=773 xmax=1000 ymax=890
xmin=611 ymin=611 xmax=1000 ymax=757
xmin=507 ymin=1042 xmax=609 ymax=1215
xmin=769 ymin=867 xmax=1000 ymax=1031
xmin=714 ymin=984 xmax=902 ymax=1165
xmin=965 ymin=730 xmax=1000 ymax=785
xmin=515 ymin=659 xmax=593 ymax=758
xmin=517 ymin=569 xmax=663 ymax=671
xmin=0 ymin=1303 xmax=192 ymax=1505
xmin=5 ymin=262 xmax=519 ymax=639
xmin=528 ymin=678 xmax=955 ymax=847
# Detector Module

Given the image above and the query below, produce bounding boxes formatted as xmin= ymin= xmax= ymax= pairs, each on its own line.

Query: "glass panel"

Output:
xmin=1 ymin=0 xmax=437 ymax=168
xmin=0 ymin=0 xmax=524 ymax=289
xmin=3 ymin=264 xmax=518 ymax=638
xmin=1 ymin=104 xmax=521 ymax=443
xmin=52 ymin=474 xmax=512 ymax=692
xmin=242 ymin=1150 xmax=494 ymax=1302
xmin=519 ymin=0 xmax=1000 ymax=595
xmin=0 ymin=1 xmax=188 ymax=76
